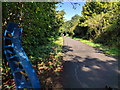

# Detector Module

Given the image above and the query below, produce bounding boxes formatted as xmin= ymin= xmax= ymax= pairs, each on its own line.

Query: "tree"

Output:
xmin=61 ymin=14 xmax=80 ymax=36
xmin=82 ymin=2 xmax=113 ymax=19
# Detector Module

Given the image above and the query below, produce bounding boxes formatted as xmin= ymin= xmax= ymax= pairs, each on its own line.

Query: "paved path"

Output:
xmin=61 ymin=36 xmax=119 ymax=88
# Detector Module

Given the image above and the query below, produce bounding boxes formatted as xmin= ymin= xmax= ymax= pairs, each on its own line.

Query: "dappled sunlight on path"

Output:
xmin=61 ymin=36 xmax=119 ymax=88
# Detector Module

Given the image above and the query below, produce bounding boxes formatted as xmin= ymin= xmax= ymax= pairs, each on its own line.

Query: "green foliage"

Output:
xmin=2 ymin=2 xmax=64 ymax=57
xmin=61 ymin=14 xmax=80 ymax=36
xmin=73 ymin=16 xmax=88 ymax=38
xmin=2 ymin=2 xmax=64 ymax=89
xmin=82 ymin=2 xmax=113 ymax=19
xmin=2 ymin=2 xmax=64 ymax=48
xmin=74 ymin=2 xmax=120 ymax=49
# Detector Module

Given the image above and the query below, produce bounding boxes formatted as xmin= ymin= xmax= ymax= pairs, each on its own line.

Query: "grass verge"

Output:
xmin=69 ymin=36 xmax=120 ymax=58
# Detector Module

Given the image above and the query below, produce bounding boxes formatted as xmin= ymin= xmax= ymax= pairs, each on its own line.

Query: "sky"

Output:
xmin=56 ymin=2 xmax=86 ymax=21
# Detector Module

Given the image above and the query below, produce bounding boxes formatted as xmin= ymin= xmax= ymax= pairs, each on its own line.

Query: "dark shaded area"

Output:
xmin=73 ymin=24 xmax=88 ymax=39
xmin=93 ymin=20 xmax=120 ymax=49
xmin=62 ymin=45 xmax=73 ymax=53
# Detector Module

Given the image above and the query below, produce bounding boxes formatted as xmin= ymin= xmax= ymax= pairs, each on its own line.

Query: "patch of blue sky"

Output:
xmin=56 ymin=2 xmax=86 ymax=21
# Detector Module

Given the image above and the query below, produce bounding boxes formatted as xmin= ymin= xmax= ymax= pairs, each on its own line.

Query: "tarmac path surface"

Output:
xmin=61 ymin=36 xmax=119 ymax=88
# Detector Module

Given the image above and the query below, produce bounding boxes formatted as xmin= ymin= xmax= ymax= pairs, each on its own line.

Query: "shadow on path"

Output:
xmin=61 ymin=37 xmax=119 ymax=89
xmin=62 ymin=45 xmax=73 ymax=53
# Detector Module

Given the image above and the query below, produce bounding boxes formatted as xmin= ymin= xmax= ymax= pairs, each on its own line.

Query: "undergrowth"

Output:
xmin=2 ymin=36 xmax=63 ymax=89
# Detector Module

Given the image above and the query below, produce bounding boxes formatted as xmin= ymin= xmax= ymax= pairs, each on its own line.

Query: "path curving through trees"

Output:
xmin=61 ymin=36 xmax=119 ymax=88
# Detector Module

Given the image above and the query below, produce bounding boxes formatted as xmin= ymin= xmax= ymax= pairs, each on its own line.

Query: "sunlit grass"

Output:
xmin=54 ymin=36 xmax=63 ymax=58
xmin=54 ymin=37 xmax=63 ymax=46
xmin=70 ymin=36 xmax=120 ymax=57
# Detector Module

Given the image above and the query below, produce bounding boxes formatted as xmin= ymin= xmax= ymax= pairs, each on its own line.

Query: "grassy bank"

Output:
xmin=69 ymin=36 xmax=120 ymax=58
